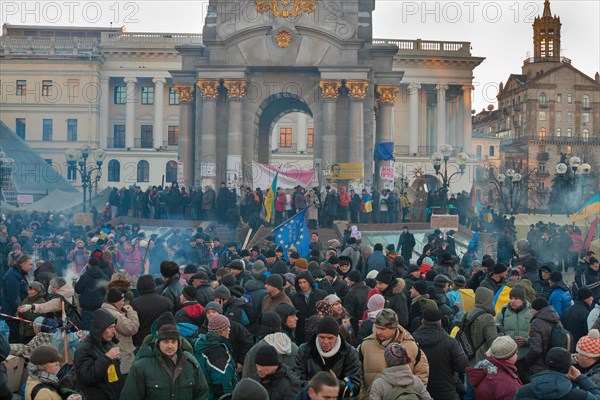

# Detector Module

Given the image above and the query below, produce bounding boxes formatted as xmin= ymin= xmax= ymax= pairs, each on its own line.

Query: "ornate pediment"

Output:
xmin=255 ymin=0 xmax=317 ymax=18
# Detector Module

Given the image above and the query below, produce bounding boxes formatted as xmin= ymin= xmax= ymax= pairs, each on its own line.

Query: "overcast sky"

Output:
xmin=1 ymin=0 xmax=598 ymax=111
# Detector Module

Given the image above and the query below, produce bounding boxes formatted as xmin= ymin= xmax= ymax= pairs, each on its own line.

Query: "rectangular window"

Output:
xmin=42 ymin=80 xmax=52 ymax=96
xmin=556 ymin=112 xmax=562 ymax=122
xmin=539 ymin=163 xmax=545 ymax=172
xmin=169 ymin=87 xmax=179 ymax=105
xmin=167 ymin=125 xmax=179 ymax=146
xmin=42 ymin=119 xmax=53 ymax=141
xmin=16 ymin=118 xmax=26 ymax=139
xmin=16 ymin=80 xmax=26 ymax=96
xmin=567 ymin=128 xmax=572 ymax=137
xmin=556 ymin=128 xmax=561 ymax=137
xmin=307 ymin=128 xmax=314 ymax=148
xmin=279 ymin=127 xmax=292 ymax=148
xmin=582 ymin=113 xmax=590 ymax=124
xmin=556 ymin=93 xmax=562 ymax=103
xmin=141 ymin=125 xmax=153 ymax=148
xmin=67 ymin=165 xmax=77 ymax=181
xmin=114 ymin=86 xmax=126 ymax=104
xmin=566 ymin=112 xmax=573 ymax=123
xmin=67 ymin=119 xmax=77 ymax=141
xmin=538 ymin=181 xmax=545 ymax=190
xmin=141 ymin=86 xmax=154 ymax=105
xmin=539 ymin=111 xmax=546 ymax=121
xmin=567 ymin=93 xmax=573 ymax=103
xmin=112 ymin=125 xmax=125 ymax=148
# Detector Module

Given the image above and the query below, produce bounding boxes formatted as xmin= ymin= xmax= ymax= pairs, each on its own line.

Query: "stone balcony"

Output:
xmin=372 ymin=38 xmax=472 ymax=57
xmin=100 ymin=32 xmax=203 ymax=48
xmin=0 ymin=36 xmax=99 ymax=56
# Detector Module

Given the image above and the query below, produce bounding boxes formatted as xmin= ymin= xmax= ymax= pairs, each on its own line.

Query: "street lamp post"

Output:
xmin=431 ymin=144 xmax=469 ymax=214
xmin=65 ymin=146 xmax=106 ymax=213
xmin=0 ymin=151 xmax=15 ymax=208
xmin=556 ymin=156 xmax=592 ymax=211
xmin=497 ymin=169 xmax=523 ymax=214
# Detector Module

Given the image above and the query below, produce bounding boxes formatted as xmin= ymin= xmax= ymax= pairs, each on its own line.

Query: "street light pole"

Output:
xmin=497 ymin=169 xmax=522 ymax=214
xmin=65 ymin=146 xmax=105 ymax=213
xmin=431 ymin=144 xmax=469 ymax=214
xmin=556 ymin=156 xmax=592 ymax=211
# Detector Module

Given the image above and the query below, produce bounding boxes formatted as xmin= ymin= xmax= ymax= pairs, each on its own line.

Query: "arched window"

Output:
xmin=166 ymin=160 xmax=177 ymax=183
xmin=107 ymin=160 xmax=120 ymax=182
xmin=539 ymin=127 xmax=546 ymax=140
xmin=538 ymin=92 xmax=547 ymax=107
xmin=583 ymin=94 xmax=590 ymax=109
xmin=137 ymin=160 xmax=149 ymax=182
xmin=489 ymin=146 xmax=495 ymax=156
xmin=583 ymin=129 xmax=590 ymax=141
xmin=476 ymin=145 xmax=482 ymax=159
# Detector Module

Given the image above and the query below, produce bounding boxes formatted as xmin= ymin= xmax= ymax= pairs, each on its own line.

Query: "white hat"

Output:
xmin=366 ymin=270 xmax=379 ymax=280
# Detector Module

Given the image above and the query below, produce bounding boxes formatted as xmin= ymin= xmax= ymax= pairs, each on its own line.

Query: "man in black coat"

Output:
xmin=561 ymin=287 xmax=594 ymax=347
xmin=131 ymin=275 xmax=172 ymax=346
xmin=343 ymin=270 xmax=369 ymax=335
xmin=75 ymin=258 xmax=108 ymax=331
xmin=413 ymin=308 xmax=468 ymax=400
xmin=252 ymin=345 xmax=301 ymax=400
xmin=290 ymin=270 xmax=328 ymax=344
xmin=190 ymin=271 xmax=215 ymax=306
xmin=397 ymin=227 xmax=416 ymax=263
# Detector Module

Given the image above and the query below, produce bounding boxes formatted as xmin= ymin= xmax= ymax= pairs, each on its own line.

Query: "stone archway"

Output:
xmin=255 ymin=92 xmax=313 ymax=163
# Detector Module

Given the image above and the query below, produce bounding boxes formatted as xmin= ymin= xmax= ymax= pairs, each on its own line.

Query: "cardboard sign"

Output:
xmin=17 ymin=194 xmax=33 ymax=204
xmin=379 ymin=166 xmax=395 ymax=181
xmin=200 ymin=162 xmax=216 ymax=177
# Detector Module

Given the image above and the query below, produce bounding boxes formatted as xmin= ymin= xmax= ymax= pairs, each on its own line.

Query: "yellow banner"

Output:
xmin=326 ymin=162 xmax=364 ymax=180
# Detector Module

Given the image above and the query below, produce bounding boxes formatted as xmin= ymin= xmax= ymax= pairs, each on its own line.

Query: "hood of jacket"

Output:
xmin=382 ymin=278 xmax=406 ymax=296
xmin=533 ymin=305 xmax=560 ymax=324
xmin=263 ymin=332 xmax=293 ymax=355
xmin=56 ymin=283 xmax=75 ymax=299
xmin=553 ymin=281 xmax=570 ymax=292
xmin=473 ymin=287 xmax=495 ymax=315
xmin=528 ymin=371 xmax=574 ymax=399
xmin=379 ymin=365 xmax=416 ymax=386
xmin=108 ymin=279 xmax=131 ymax=291
xmin=89 ymin=308 xmax=117 ymax=344
xmin=245 ymin=278 xmax=265 ymax=292
xmin=136 ymin=275 xmax=156 ymax=294
xmin=85 ymin=266 xmax=107 ymax=281
xmin=295 ymin=270 xmax=315 ymax=291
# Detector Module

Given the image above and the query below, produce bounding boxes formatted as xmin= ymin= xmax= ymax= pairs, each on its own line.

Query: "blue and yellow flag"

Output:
xmin=264 ymin=172 xmax=278 ymax=223
xmin=273 ymin=208 xmax=310 ymax=259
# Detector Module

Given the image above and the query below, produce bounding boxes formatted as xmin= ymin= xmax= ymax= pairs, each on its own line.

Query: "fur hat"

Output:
xmin=157 ymin=324 xmax=180 ymax=342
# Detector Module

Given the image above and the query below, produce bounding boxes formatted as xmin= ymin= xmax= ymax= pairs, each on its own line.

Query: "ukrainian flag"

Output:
xmin=273 ymin=208 xmax=310 ymax=259
xmin=570 ymin=193 xmax=600 ymax=222
xmin=264 ymin=172 xmax=278 ymax=223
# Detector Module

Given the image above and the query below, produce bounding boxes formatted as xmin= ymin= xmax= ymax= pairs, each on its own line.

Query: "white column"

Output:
xmin=408 ymin=83 xmax=421 ymax=155
xmin=124 ymin=77 xmax=137 ymax=149
xmin=152 ymin=77 xmax=166 ymax=149
xmin=436 ymin=84 xmax=448 ymax=148
xmin=99 ymin=77 xmax=110 ymax=149
xmin=297 ymin=113 xmax=308 ymax=152
xmin=319 ymin=80 xmax=342 ymax=165
xmin=462 ymin=85 xmax=474 ymax=153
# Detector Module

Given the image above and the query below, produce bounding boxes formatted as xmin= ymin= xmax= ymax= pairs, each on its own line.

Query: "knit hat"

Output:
xmin=578 ymin=287 xmax=594 ymax=302
xmin=266 ymin=274 xmax=284 ymax=291
xmin=422 ymin=308 xmax=442 ymax=323
xmin=191 ymin=271 xmax=209 ymax=281
xmin=205 ymin=301 xmax=223 ymax=314
xmin=412 ymin=280 xmax=428 ymax=295
xmin=157 ymin=324 xmax=180 ymax=341
xmin=289 ymin=251 xmax=300 ymax=260
xmin=231 ymin=378 xmax=269 ymax=400
xmin=408 ymin=264 xmax=420 ymax=273
xmin=347 ymin=270 xmax=362 ymax=284
xmin=324 ymin=294 xmax=341 ymax=306
xmin=255 ymin=344 xmax=279 ymax=366
xmin=481 ymin=258 xmax=495 ymax=270
xmin=228 ymin=259 xmax=245 ymax=271
xmin=366 ymin=270 xmax=379 ymax=280
xmin=221 ymin=274 xmax=236 ymax=288
xmin=316 ymin=316 xmax=339 ymax=336
xmin=531 ymin=298 xmax=548 ymax=311
xmin=384 ymin=343 xmax=410 ymax=367
xmin=295 ymin=258 xmax=309 ymax=269
xmin=252 ymin=261 xmax=267 ymax=273
xmin=576 ymin=329 xmax=600 ymax=358
xmin=421 ymin=257 xmax=434 ymax=267
xmin=367 ymin=294 xmax=385 ymax=312
xmin=29 ymin=345 xmax=62 ymax=365
xmin=208 ymin=314 xmax=231 ymax=334
xmin=182 ymin=286 xmax=197 ymax=301
xmin=284 ymin=273 xmax=296 ymax=286
xmin=493 ymin=263 xmax=508 ymax=275
xmin=546 ymin=347 xmax=575 ymax=373
xmin=375 ymin=309 xmax=399 ymax=328
xmin=549 ymin=271 xmax=563 ymax=283
xmin=183 ymin=264 xmax=198 ymax=274
xmin=137 ymin=274 xmax=157 ymax=292
xmin=214 ymin=286 xmax=231 ymax=300
xmin=509 ymin=285 xmax=526 ymax=301
xmin=315 ymin=300 xmax=334 ymax=316
xmin=106 ymin=288 xmax=124 ymax=303
xmin=28 ymin=281 xmax=44 ymax=294
xmin=258 ymin=312 xmax=282 ymax=339
xmin=375 ymin=269 xmax=395 ymax=285
xmin=486 ymin=336 xmax=518 ymax=360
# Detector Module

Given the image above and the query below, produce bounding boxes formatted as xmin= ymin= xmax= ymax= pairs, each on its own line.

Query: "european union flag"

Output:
xmin=272 ymin=208 xmax=311 ymax=259
xmin=374 ymin=142 xmax=395 ymax=161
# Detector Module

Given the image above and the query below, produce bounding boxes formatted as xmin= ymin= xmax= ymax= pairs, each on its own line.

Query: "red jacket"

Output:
xmin=466 ymin=357 xmax=522 ymax=400
xmin=275 ymin=193 xmax=287 ymax=212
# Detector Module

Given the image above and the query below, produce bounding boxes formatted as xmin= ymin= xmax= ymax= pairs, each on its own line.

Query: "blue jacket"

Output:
xmin=515 ymin=370 xmax=600 ymax=400
xmin=548 ymin=281 xmax=572 ymax=317
xmin=366 ymin=250 xmax=389 ymax=275
xmin=1 ymin=266 xmax=28 ymax=316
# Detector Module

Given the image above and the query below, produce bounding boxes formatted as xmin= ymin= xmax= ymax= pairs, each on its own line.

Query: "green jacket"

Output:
xmin=139 ymin=319 xmax=194 ymax=355
xmin=19 ymin=294 xmax=46 ymax=339
xmin=120 ymin=346 xmax=208 ymax=400
xmin=467 ymin=287 xmax=498 ymax=365
xmin=496 ymin=303 xmax=532 ymax=360
xmin=194 ymin=332 xmax=239 ymax=400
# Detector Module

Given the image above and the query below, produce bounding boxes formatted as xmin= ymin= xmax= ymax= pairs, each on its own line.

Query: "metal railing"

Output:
xmin=394 ymin=145 xmax=410 ymax=156
xmin=501 ymin=134 xmax=600 ymax=146
xmin=272 ymin=143 xmax=314 ymax=154
xmin=523 ymin=56 xmax=571 ymax=65
xmin=134 ymin=138 xmax=154 ymax=149
xmin=107 ymin=137 xmax=126 ymax=149
xmin=372 ymin=38 xmax=471 ymax=56
xmin=101 ymin=32 xmax=203 ymax=47
xmin=162 ymin=141 xmax=178 ymax=151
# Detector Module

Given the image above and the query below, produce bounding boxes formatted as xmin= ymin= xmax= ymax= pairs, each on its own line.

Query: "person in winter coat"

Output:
xmin=22 ymin=277 xmax=75 ymax=321
xmin=516 ymin=347 xmax=600 ymax=400
xmin=366 ymin=244 xmax=390 ymax=275
xmin=343 ymin=270 xmax=370 ymax=335
xmin=562 ymin=288 xmax=594 ymax=347
xmin=548 ymin=271 xmax=573 ymax=317
xmin=397 ymin=227 xmax=416 ymax=264
xmin=340 ymin=238 xmax=362 ymax=275
xmin=262 ymin=274 xmax=293 ymax=312
xmin=120 ymin=324 xmax=209 ymax=400
xmin=2 ymin=255 xmax=32 ymax=342
xmin=75 ymin=257 xmax=108 ymax=330
xmin=525 ymin=298 xmax=562 ymax=374
xmin=190 ymin=271 xmax=215 ymax=307
xmin=74 ymin=308 xmax=124 ymax=400
xmin=374 ymin=269 xmax=409 ymax=328
xmin=0 ymin=332 xmax=11 ymax=399
xmin=466 ymin=287 xmax=498 ymax=365
xmin=479 ymin=263 xmax=508 ymax=294
xmin=533 ymin=263 xmax=553 ymax=299
xmin=213 ymin=285 xmax=252 ymax=328
xmin=357 ymin=294 xmax=385 ymax=345
xmin=290 ymin=270 xmax=328 ymax=344
xmin=369 ymin=343 xmax=432 ymax=400
xmin=101 ymin=288 xmax=139 ymax=375
xmin=175 ymin=286 xmax=206 ymax=327
xmin=195 ymin=315 xmax=239 ymax=400
xmin=17 ymin=281 xmax=46 ymax=344
xmin=465 ymin=336 xmax=522 ymax=400
xmin=24 ymin=345 xmax=80 ymax=400
xmin=275 ymin=303 xmax=299 ymax=342
xmin=574 ymin=329 xmax=600 ymax=387
xmin=294 ymin=316 xmax=361 ymax=397
xmin=130 ymin=275 xmax=172 ymax=346
xmin=359 ymin=308 xmax=429 ymax=397
xmin=156 ymin=261 xmax=184 ymax=311
xmin=413 ymin=308 xmax=467 ymax=400
xmin=33 ymin=261 xmax=56 ymax=293
xmin=251 ymin=345 xmax=301 ymax=400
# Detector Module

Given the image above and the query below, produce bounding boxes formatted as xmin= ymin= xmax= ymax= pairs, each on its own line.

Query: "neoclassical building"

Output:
xmin=0 ymin=0 xmax=484 ymax=198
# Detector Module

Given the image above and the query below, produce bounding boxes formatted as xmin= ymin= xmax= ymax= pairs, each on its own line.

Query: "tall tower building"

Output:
xmin=524 ymin=0 xmax=563 ymax=77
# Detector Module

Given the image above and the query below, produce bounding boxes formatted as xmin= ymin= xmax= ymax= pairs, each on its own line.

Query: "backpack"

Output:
xmin=384 ymin=384 xmax=422 ymax=400
xmin=550 ymin=322 xmax=573 ymax=352
xmin=49 ymin=293 xmax=83 ymax=332
xmin=455 ymin=311 xmax=487 ymax=359
xmin=177 ymin=322 xmax=200 ymax=343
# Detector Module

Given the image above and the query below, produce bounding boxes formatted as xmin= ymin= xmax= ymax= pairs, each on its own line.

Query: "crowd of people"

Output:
xmin=0 ymin=201 xmax=599 ymax=399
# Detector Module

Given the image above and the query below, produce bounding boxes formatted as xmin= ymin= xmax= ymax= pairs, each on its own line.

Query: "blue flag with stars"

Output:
xmin=272 ymin=207 xmax=311 ymax=259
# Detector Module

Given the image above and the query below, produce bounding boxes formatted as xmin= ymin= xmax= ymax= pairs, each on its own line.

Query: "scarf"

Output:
xmin=380 ymin=328 xmax=400 ymax=347
xmin=29 ymin=369 xmax=60 ymax=386
xmin=316 ymin=335 xmax=342 ymax=364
